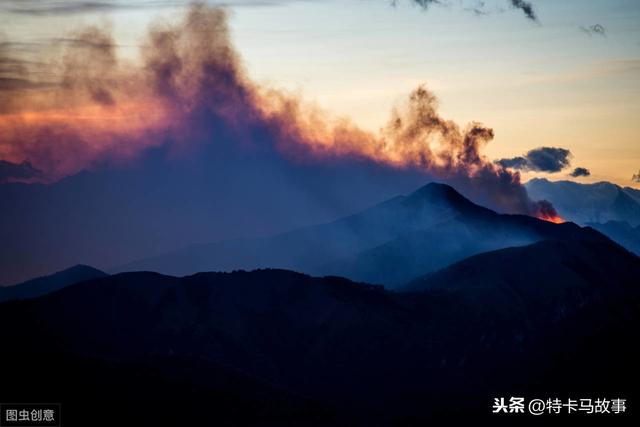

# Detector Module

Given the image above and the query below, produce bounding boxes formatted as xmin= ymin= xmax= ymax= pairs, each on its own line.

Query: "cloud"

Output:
xmin=6 ymin=1 xmax=541 ymax=23
xmin=399 ymin=0 xmax=440 ymax=9
xmin=0 ymin=160 xmax=41 ymax=183
xmin=497 ymin=147 xmax=572 ymax=173
xmin=508 ymin=0 xmax=537 ymax=22
xmin=570 ymin=167 xmax=590 ymax=178
xmin=580 ymin=24 xmax=606 ymax=37
xmin=465 ymin=1 xmax=490 ymax=17
xmin=2 ymin=1 xmax=142 ymax=15
xmin=402 ymin=0 xmax=539 ymax=22
xmin=0 ymin=1 xmax=286 ymax=15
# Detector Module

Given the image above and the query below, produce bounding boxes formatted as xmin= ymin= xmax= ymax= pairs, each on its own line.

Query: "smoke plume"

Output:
xmin=0 ymin=5 xmax=558 ymax=220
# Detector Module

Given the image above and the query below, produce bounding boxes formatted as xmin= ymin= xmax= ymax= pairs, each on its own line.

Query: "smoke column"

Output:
xmin=0 ymin=5 xmax=559 ymax=220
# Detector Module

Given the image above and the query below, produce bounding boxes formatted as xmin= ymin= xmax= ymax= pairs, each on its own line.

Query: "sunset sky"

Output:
xmin=1 ymin=0 xmax=639 ymax=186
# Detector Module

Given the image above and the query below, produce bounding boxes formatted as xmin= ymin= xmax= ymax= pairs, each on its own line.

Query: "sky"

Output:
xmin=1 ymin=0 xmax=639 ymax=186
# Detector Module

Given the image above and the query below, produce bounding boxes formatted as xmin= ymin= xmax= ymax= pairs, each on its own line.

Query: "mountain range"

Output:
xmin=1 ymin=234 xmax=638 ymax=425
xmin=4 ymin=152 xmax=638 ymax=289
xmin=1 ymin=177 xmax=638 ymax=424
xmin=120 ymin=182 xmax=607 ymax=288
xmin=0 ymin=143 xmax=428 ymax=286
xmin=526 ymin=178 xmax=640 ymax=256
xmin=526 ymin=178 xmax=640 ymax=226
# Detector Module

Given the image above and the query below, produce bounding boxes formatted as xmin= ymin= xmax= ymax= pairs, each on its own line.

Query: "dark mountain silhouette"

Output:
xmin=0 ymin=264 xmax=107 ymax=303
xmin=121 ymin=182 xmax=605 ymax=287
xmin=2 ymin=239 xmax=638 ymax=425
xmin=406 ymin=238 xmax=639 ymax=297
xmin=526 ymin=178 xmax=640 ymax=226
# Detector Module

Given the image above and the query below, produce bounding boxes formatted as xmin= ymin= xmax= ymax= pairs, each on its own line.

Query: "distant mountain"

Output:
xmin=0 ymin=142 xmax=429 ymax=286
xmin=1 ymin=240 xmax=638 ymax=425
xmin=120 ymin=182 xmax=605 ymax=287
xmin=0 ymin=264 xmax=107 ymax=303
xmin=587 ymin=220 xmax=640 ymax=255
xmin=526 ymin=178 xmax=640 ymax=226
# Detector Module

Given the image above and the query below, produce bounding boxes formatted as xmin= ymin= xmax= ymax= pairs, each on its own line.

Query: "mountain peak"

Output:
xmin=0 ymin=264 xmax=107 ymax=303
xmin=408 ymin=182 xmax=463 ymax=203
xmin=412 ymin=181 xmax=454 ymax=193
xmin=63 ymin=264 xmax=105 ymax=275
xmin=406 ymin=182 xmax=491 ymax=215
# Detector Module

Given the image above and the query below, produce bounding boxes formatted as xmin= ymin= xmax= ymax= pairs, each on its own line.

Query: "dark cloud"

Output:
xmin=497 ymin=147 xmax=572 ymax=173
xmin=398 ymin=0 xmax=440 ymax=8
xmin=0 ymin=160 xmax=41 ymax=182
xmin=404 ymin=0 xmax=538 ymax=22
xmin=508 ymin=0 xmax=537 ymax=22
xmin=633 ymin=170 xmax=640 ymax=183
xmin=570 ymin=167 xmax=590 ymax=178
xmin=495 ymin=156 xmax=528 ymax=170
xmin=580 ymin=24 xmax=606 ymax=37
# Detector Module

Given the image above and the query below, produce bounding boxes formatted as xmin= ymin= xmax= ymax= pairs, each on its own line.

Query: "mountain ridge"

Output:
xmin=2 ymin=238 xmax=638 ymax=424
xmin=118 ymin=182 xmax=605 ymax=287
xmin=526 ymin=178 xmax=640 ymax=226
xmin=0 ymin=264 xmax=107 ymax=303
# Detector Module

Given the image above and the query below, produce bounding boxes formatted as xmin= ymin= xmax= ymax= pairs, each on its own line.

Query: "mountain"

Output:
xmin=587 ymin=220 xmax=640 ymax=255
xmin=526 ymin=178 xmax=640 ymax=226
xmin=0 ymin=142 xmax=429 ymax=286
xmin=1 ymin=240 xmax=638 ymax=425
xmin=121 ymin=182 xmax=605 ymax=287
xmin=406 ymin=238 xmax=639 ymax=296
xmin=0 ymin=264 xmax=107 ymax=303
xmin=525 ymin=178 xmax=640 ymax=255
